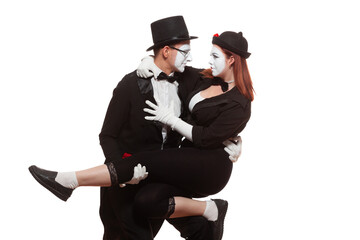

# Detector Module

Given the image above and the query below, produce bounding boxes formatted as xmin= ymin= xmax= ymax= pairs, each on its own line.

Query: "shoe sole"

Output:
xmin=218 ymin=201 xmax=228 ymax=240
xmin=29 ymin=166 xmax=69 ymax=201
xmin=212 ymin=199 xmax=228 ymax=240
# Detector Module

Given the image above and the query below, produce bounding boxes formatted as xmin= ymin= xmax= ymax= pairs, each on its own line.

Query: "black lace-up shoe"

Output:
xmin=210 ymin=199 xmax=228 ymax=240
xmin=29 ymin=165 xmax=73 ymax=201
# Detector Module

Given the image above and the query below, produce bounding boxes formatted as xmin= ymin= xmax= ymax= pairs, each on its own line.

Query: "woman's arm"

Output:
xmin=144 ymin=100 xmax=246 ymax=161
xmin=144 ymin=100 xmax=250 ymax=148
xmin=144 ymin=100 xmax=193 ymax=141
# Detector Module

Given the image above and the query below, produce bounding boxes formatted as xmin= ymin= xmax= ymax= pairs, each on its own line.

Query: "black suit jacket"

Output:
xmin=99 ymin=67 xmax=202 ymax=163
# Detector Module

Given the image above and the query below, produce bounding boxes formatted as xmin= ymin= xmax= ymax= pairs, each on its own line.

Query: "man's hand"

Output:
xmin=223 ymin=136 xmax=242 ymax=163
xmin=120 ymin=163 xmax=149 ymax=187
xmin=136 ymin=56 xmax=156 ymax=78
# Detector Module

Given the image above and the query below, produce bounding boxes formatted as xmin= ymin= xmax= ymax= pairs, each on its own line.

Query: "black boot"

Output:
xmin=28 ymin=165 xmax=73 ymax=201
xmin=210 ymin=199 xmax=228 ymax=240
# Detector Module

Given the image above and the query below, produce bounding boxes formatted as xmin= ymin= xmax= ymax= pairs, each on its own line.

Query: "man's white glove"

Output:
xmin=144 ymin=100 xmax=179 ymax=129
xmin=223 ymin=136 xmax=242 ymax=163
xmin=136 ymin=56 xmax=156 ymax=78
xmin=119 ymin=163 xmax=148 ymax=187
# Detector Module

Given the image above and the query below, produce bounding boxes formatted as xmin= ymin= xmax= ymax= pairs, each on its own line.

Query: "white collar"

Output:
xmin=153 ymin=64 xmax=174 ymax=80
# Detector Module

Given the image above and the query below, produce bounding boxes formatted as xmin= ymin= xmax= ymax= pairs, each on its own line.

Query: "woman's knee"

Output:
xmin=134 ymin=184 xmax=172 ymax=218
xmin=134 ymin=192 xmax=154 ymax=217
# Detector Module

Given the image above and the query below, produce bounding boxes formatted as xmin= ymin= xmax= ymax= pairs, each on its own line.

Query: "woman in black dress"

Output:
xmin=29 ymin=31 xmax=254 ymax=239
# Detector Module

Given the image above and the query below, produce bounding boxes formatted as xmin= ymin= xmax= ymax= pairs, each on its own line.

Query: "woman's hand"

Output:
xmin=144 ymin=100 xmax=180 ymax=129
xmin=136 ymin=55 xmax=155 ymax=78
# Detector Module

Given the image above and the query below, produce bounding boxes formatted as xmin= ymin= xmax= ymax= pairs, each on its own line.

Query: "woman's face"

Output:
xmin=209 ymin=45 xmax=227 ymax=77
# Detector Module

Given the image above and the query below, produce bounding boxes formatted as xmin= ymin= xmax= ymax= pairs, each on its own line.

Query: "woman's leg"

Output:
xmin=134 ymin=183 xmax=218 ymax=221
xmin=112 ymin=147 xmax=232 ymax=195
xmin=33 ymin=162 xmax=136 ymax=191
xmin=170 ymin=197 xmax=206 ymax=218
xmin=134 ymin=183 xmax=225 ymax=240
xmin=56 ymin=147 xmax=230 ymax=191
xmin=29 ymin=147 xmax=231 ymax=204
xmin=76 ymin=165 xmax=111 ymax=187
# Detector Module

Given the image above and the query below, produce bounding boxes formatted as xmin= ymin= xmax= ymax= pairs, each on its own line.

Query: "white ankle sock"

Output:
xmin=55 ymin=171 xmax=79 ymax=189
xmin=203 ymin=200 xmax=218 ymax=221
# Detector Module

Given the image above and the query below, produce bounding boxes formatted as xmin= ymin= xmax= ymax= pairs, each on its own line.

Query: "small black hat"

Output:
xmin=212 ymin=31 xmax=251 ymax=59
xmin=146 ymin=16 xmax=198 ymax=51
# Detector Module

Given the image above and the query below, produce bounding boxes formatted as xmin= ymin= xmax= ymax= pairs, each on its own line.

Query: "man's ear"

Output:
xmin=162 ymin=46 xmax=170 ymax=58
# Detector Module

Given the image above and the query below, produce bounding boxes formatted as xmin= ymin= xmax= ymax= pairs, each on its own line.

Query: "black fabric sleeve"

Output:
xmin=99 ymin=77 xmax=131 ymax=162
xmin=192 ymin=102 xmax=250 ymax=148
xmin=182 ymin=66 xmax=204 ymax=92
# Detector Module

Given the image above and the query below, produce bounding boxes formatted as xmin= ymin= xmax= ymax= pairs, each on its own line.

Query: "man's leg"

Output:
xmin=149 ymin=219 xmax=164 ymax=238
xmin=134 ymin=183 xmax=212 ymax=240
xmin=100 ymin=187 xmax=126 ymax=240
xmin=100 ymin=185 xmax=155 ymax=240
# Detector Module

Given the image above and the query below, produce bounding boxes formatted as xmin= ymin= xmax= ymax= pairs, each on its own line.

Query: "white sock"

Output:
xmin=203 ymin=200 xmax=218 ymax=221
xmin=55 ymin=171 xmax=79 ymax=189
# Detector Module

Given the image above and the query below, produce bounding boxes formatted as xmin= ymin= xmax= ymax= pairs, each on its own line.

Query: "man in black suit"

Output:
xmin=99 ymin=16 xmax=241 ymax=240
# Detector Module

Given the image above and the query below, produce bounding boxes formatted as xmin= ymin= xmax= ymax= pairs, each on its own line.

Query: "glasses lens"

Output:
xmin=170 ymin=46 xmax=190 ymax=57
xmin=183 ymin=50 xmax=190 ymax=58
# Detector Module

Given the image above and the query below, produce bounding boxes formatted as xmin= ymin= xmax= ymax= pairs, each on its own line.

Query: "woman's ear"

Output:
xmin=228 ymin=55 xmax=235 ymax=67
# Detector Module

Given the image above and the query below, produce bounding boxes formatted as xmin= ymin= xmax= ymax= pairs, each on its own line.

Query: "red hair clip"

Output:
xmin=213 ymin=33 xmax=219 ymax=37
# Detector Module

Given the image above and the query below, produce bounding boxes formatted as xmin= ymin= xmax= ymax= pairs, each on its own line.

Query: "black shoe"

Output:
xmin=210 ymin=199 xmax=228 ymax=240
xmin=28 ymin=165 xmax=73 ymax=201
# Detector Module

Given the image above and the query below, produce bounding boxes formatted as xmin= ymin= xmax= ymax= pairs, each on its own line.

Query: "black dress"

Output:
xmin=107 ymin=77 xmax=251 ymax=218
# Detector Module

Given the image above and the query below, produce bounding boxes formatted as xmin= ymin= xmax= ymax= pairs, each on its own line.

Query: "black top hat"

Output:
xmin=212 ymin=31 xmax=251 ymax=59
xmin=146 ymin=16 xmax=198 ymax=51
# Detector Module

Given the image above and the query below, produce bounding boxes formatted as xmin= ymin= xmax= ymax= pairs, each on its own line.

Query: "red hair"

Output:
xmin=201 ymin=48 xmax=255 ymax=101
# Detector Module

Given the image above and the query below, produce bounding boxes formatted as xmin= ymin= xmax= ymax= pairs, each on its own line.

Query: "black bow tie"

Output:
xmin=212 ymin=77 xmax=230 ymax=92
xmin=157 ymin=72 xmax=178 ymax=83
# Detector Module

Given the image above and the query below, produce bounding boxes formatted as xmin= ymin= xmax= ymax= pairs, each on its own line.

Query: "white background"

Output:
xmin=1 ymin=0 xmax=360 ymax=239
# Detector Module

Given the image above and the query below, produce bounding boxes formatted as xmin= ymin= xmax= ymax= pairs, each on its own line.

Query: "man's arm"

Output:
xmin=99 ymin=77 xmax=131 ymax=163
xmin=223 ymin=136 xmax=242 ymax=162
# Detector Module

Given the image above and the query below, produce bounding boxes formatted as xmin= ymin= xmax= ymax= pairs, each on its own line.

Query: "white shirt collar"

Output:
xmin=153 ymin=64 xmax=175 ymax=80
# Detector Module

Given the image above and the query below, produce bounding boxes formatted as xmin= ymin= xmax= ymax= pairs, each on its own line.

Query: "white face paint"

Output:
xmin=209 ymin=45 xmax=226 ymax=77
xmin=174 ymin=44 xmax=192 ymax=72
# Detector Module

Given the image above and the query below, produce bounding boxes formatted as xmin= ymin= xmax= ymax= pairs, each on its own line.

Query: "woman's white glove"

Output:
xmin=136 ymin=56 xmax=156 ymax=78
xmin=223 ymin=136 xmax=242 ymax=163
xmin=144 ymin=100 xmax=180 ymax=129
xmin=144 ymin=100 xmax=193 ymax=141
xmin=119 ymin=163 xmax=148 ymax=187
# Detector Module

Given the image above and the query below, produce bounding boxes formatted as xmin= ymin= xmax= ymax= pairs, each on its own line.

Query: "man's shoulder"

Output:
xmin=116 ymin=70 xmax=138 ymax=86
xmin=115 ymin=70 xmax=151 ymax=87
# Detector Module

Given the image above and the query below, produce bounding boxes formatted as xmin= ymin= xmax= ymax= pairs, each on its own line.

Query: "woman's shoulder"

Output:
xmin=227 ymin=87 xmax=251 ymax=109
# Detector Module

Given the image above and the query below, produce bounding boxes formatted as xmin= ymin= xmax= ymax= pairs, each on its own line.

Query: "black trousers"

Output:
xmin=107 ymin=147 xmax=233 ymax=219
xmin=100 ymin=184 xmax=213 ymax=240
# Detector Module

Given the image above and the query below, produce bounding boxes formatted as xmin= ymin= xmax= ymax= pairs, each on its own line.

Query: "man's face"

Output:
xmin=209 ymin=45 xmax=226 ymax=77
xmin=170 ymin=43 xmax=192 ymax=72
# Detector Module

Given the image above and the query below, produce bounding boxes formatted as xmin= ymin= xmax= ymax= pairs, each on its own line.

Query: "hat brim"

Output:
xmin=146 ymin=36 xmax=198 ymax=51
xmin=212 ymin=37 xmax=251 ymax=59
